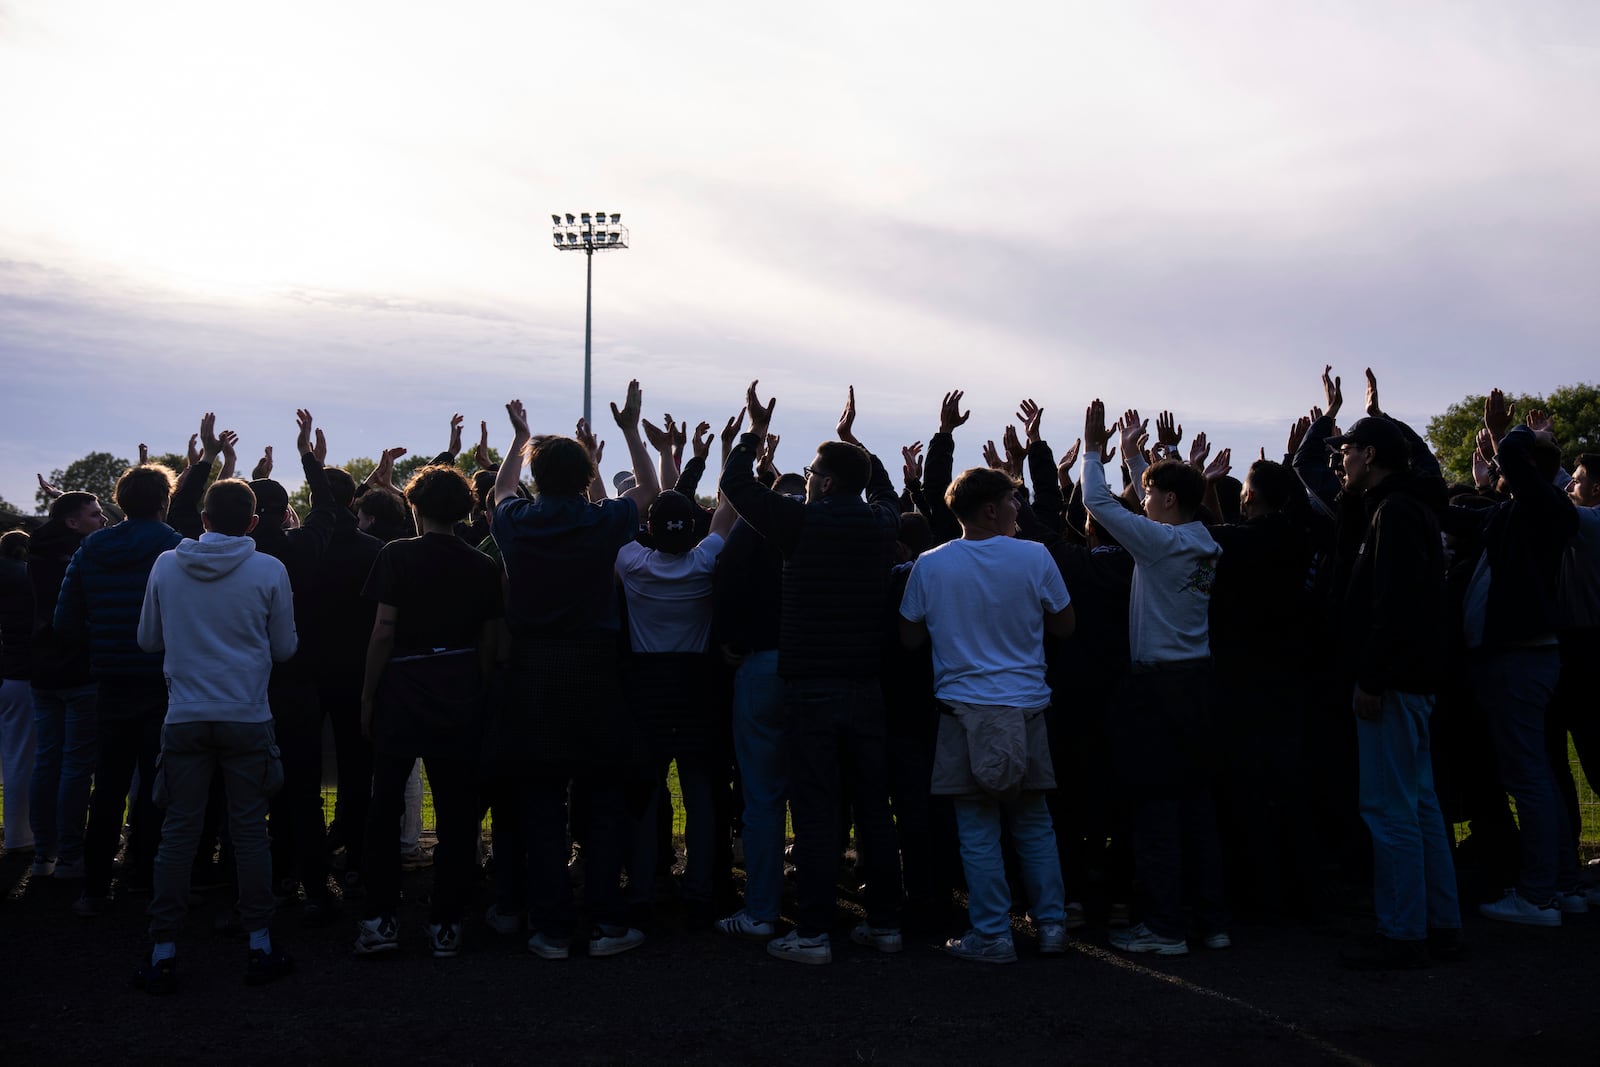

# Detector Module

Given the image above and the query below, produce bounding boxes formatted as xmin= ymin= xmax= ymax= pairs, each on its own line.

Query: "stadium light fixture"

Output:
xmin=552 ymin=209 xmax=631 ymax=426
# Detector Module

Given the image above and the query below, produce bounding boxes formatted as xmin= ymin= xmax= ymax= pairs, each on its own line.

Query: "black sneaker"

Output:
xmin=132 ymin=956 xmax=178 ymax=995
xmin=244 ymin=947 xmax=296 ymax=986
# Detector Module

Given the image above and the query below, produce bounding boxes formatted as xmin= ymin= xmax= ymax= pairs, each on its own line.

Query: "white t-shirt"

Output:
xmin=615 ymin=534 xmax=725 ymax=654
xmin=899 ymin=536 xmax=1070 ymax=707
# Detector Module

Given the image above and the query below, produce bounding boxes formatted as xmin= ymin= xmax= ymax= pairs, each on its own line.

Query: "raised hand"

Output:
xmin=1203 ymin=447 xmax=1232 ymax=483
xmin=138 ymin=443 xmax=149 ymax=465
xmin=199 ymin=412 xmax=221 ymax=462
xmin=1323 ymin=365 xmax=1343 ymax=419
xmin=1118 ymin=411 xmax=1149 ymax=462
xmin=295 ymin=409 xmax=314 ymax=456
xmin=609 ymin=379 xmax=643 ymax=431
xmin=1286 ymin=415 xmax=1311 ymax=456
xmin=1189 ymin=431 xmax=1211 ymax=469
xmin=669 ymin=415 xmax=687 ymax=461
xmin=36 ymin=473 xmax=63 ymax=500
xmin=836 ymin=386 xmax=860 ymax=446
xmin=475 ymin=420 xmax=492 ymax=469
xmin=982 ymin=440 xmax=1004 ymax=471
xmin=692 ymin=421 xmax=713 ymax=461
xmin=721 ymin=408 xmax=746 ymax=448
xmin=1484 ymin=388 xmax=1514 ymax=438
xmin=575 ymin=418 xmax=601 ymax=462
xmin=187 ymin=434 xmax=201 ymax=468
xmin=939 ymin=390 xmax=970 ymax=435
xmin=745 ymin=380 xmax=776 ymax=437
xmin=758 ymin=433 xmax=780 ymax=472
xmin=1060 ymin=437 xmax=1082 ymax=470
xmin=1364 ymin=367 xmax=1382 ymax=418
xmin=506 ymin=399 xmax=530 ymax=440
xmin=218 ymin=430 xmax=239 ymax=480
xmin=1525 ymin=408 xmax=1554 ymax=436
xmin=377 ymin=446 xmax=407 ymax=489
xmin=642 ymin=417 xmax=672 ymax=453
xmin=1016 ymin=399 xmax=1043 ymax=446
xmin=1156 ymin=410 xmax=1183 ymax=449
xmin=1084 ymin=400 xmax=1112 ymax=460
xmin=253 ymin=446 xmax=274 ymax=480
xmin=1475 ymin=426 xmax=1496 ymax=461
xmin=313 ymin=428 xmax=327 ymax=465
xmin=1001 ymin=424 xmax=1026 ymax=476
xmin=447 ymin=413 xmax=464 ymax=458
xmin=902 ymin=442 xmax=924 ymax=484
xmin=1471 ymin=439 xmax=1492 ymax=487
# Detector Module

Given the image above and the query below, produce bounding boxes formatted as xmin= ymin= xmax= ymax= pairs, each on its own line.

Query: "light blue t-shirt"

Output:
xmin=899 ymin=536 xmax=1070 ymax=707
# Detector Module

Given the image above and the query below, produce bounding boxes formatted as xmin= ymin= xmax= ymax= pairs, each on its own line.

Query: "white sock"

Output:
xmin=248 ymin=928 xmax=272 ymax=953
xmin=151 ymin=941 xmax=176 ymax=965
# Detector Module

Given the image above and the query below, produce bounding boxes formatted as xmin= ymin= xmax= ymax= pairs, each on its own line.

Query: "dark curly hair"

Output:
xmin=404 ymin=464 xmax=476 ymax=524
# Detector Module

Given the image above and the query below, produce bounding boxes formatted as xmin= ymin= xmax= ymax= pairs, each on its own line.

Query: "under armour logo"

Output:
xmin=666 ymin=520 xmax=686 ymax=530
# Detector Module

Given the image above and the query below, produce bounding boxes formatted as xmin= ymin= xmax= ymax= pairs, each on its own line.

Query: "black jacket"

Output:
xmin=1338 ymin=471 xmax=1449 ymax=695
xmin=1444 ymin=425 xmax=1577 ymax=649
xmin=720 ymin=433 xmax=898 ymax=680
xmin=24 ymin=520 xmax=90 ymax=689
xmin=0 ymin=557 xmax=30 ymax=681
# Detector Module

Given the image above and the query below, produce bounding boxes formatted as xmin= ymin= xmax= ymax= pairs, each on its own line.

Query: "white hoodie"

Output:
xmin=138 ymin=532 xmax=297 ymax=724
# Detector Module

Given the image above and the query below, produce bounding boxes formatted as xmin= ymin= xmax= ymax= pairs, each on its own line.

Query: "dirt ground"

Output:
xmin=2 ymin=849 xmax=1597 ymax=1067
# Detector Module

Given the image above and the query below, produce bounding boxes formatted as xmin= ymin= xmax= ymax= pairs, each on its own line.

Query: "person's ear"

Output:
xmin=245 ymin=514 xmax=259 ymax=534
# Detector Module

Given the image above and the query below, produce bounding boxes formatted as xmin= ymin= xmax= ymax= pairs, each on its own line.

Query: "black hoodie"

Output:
xmin=26 ymin=519 xmax=92 ymax=689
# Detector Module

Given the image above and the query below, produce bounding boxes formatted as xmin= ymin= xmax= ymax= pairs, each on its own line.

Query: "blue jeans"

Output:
xmin=0 ymin=678 xmax=37 ymax=851
xmin=148 ymin=720 xmax=280 ymax=941
xmin=28 ymin=684 xmax=98 ymax=863
xmin=786 ymin=677 xmax=902 ymax=936
xmin=1356 ymin=689 xmax=1461 ymax=940
xmin=953 ymin=792 xmax=1065 ymax=936
xmin=730 ymin=651 xmax=787 ymax=922
xmin=1472 ymin=647 xmax=1573 ymax=901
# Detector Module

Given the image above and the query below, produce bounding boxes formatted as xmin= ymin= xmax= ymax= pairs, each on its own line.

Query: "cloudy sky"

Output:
xmin=3 ymin=0 xmax=1597 ymax=509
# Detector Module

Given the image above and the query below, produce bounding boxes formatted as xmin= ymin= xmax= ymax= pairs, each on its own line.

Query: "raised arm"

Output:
xmin=718 ymin=380 xmax=804 ymax=553
xmin=494 ymin=400 xmax=531 ymax=506
xmin=612 ymin=379 xmax=660 ymax=514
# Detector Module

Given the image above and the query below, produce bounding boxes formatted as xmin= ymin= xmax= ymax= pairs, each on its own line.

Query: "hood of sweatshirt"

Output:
xmin=80 ymin=519 xmax=181 ymax=571
xmin=27 ymin=518 xmax=84 ymax=562
xmin=173 ymin=532 xmax=259 ymax=581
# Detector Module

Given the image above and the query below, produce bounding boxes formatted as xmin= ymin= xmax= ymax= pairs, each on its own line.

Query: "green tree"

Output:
xmin=0 ymin=493 xmax=17 ymax=515
xmin=1426 ymin=383 xmax=1600 ymax=483
xmin=36 ymin=451 xmax=131 ymax=513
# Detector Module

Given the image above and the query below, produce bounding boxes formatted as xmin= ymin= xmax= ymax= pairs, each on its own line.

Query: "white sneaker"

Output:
xmin=53 ymin=858 xmax=85 ymax=879
xmin=588 ymin=924 xmax=645 ymax=958
xmin=766 ymin=930 xmax=832 ymax=965
xmin=426 ymin=921 xmax=461 ymax=958
xmin=29 ymin=857 xmax=56 ymax=878
xmin=1556 ymin=891 xmax=1588 ymax=916
xmin=354 ymin=916 xmax=400 ymax=955
xmin=1478 ymin=889 xmax=1561 ymax=927
xmin=849 ymin=921 xmax=903 ymax=954
xmin=483 ymin=904 xmax=522 ymax=935
xmin=1202 ymin=932 xmax=1232 ymax=950
xmin=715 ymin=910 xmax=776 ymax=940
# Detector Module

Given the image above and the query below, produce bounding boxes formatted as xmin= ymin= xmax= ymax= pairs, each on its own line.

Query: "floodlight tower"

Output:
xmin=551 ymin=211 xmax=629 ymax=425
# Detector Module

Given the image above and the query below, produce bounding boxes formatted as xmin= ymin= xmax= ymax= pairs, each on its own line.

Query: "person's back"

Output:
xmin=139 ymin=531 xmax=295 ymax=722
xmin=135 ymin=477 xmax=297 ymax=993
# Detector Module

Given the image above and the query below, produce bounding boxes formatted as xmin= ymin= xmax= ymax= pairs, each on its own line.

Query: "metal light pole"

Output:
xmin=552 ymin=212 xmax=629 ymax=425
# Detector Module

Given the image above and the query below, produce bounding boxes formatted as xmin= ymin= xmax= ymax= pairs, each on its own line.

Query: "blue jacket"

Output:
xmin=54 ymin=519 xmax=183 ymax=679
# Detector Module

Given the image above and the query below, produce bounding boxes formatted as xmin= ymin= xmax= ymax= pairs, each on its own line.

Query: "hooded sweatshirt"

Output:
xmin=56 ymin=518 xmax=183 ymax=679
xmin=137 ymin=532 xmax=297 ymax=724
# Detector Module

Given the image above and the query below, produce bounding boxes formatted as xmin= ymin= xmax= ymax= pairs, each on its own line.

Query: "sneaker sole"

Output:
xmin=943 ymin=946 xmax=1018 ymax=964
xmin=588 ymin=938 xmax=644 ymax=958
xmin=353 ymin=940 xmax=400 ymax=956
xmin=716 ymin=920 xmax=776 ymax=940
xmin=850 ymin=934 xmax=904 ymax=954
xmin=767 ymin=946 xmax=832 ymax=965
xmin=1478 ymin=908 xmax=1560 ymax=927
xmin=527 ymin=943 xmax=570 ymax=960
xmin=1110 ymin=939 xmax=1189 ymax=956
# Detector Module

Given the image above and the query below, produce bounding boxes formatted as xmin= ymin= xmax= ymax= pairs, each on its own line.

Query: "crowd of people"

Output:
xmin=0 ymin=364 xmax=1596 ymax=991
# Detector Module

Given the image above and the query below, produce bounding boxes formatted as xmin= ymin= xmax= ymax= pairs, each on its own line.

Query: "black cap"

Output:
xmin=249 ymin=478 xmax=289 ymax=514
xmin=646 ymin=491 xmax=700 ymax=554
xmin=1325 ymin=417 xmax=1407 ymax=465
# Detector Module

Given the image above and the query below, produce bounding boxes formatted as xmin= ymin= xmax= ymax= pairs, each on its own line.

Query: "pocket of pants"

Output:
xmin=263 ymin=743 xmax=286 ymax=799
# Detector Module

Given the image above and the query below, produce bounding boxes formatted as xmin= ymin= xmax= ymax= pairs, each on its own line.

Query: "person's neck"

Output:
xmin=417 ymin=517 xmax=456 ymax=536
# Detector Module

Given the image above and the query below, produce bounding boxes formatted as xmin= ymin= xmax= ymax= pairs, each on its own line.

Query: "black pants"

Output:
xmin=268 ymin=677 xmax=329 ymax=901
xmin=319 ymin=671 xmax=372 ymax=873
xmin=363 ymin=753 xmax=479 ymax=923
xmin=523 ymin=773 xmax=628 ymax=938
xmin=785 ymin=677 xmax=902 ymax=936
xmin=83 ymin=677 xmax=166 ymax=899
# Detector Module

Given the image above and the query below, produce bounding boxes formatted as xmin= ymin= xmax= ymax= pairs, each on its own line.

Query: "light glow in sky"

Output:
xmin=3 ymin=0 xmax=1598 ymax=508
